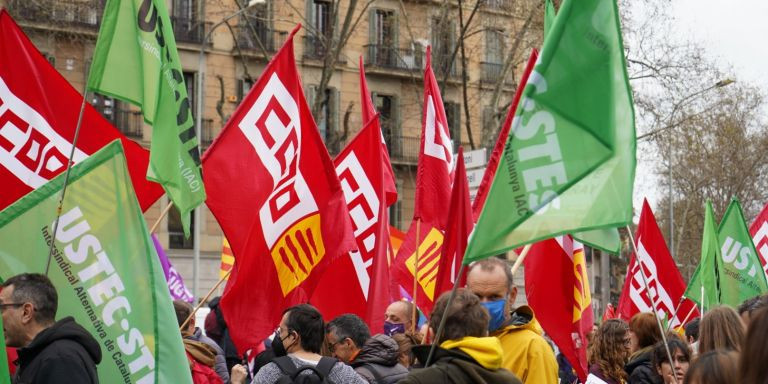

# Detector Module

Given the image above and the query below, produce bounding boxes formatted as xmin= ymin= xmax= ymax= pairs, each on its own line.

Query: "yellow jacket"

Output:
xmin=491 ymin=306 xmax=559 ymax=384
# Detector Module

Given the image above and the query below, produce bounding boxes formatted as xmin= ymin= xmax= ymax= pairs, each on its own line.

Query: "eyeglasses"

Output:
xmin=327 ymin=338 xmax=347 ymax=352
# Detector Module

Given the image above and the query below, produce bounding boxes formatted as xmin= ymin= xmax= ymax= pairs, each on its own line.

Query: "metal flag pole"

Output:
xmin=411 ymin=219 xmax=421 ymax=335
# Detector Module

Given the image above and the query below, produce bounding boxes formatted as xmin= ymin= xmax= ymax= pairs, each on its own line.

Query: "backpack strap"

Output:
xmin=315 ymin=357 xmax=338 ymax=381
xmin=272 ymin=356 xmax=299 ymax=377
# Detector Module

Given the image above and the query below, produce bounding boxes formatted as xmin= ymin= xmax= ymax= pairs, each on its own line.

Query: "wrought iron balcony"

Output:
xmin=481 ymin=62 xmax=504 ymax=83
xmin=170 ymin=16 xmax=211 ymax=44
xmin=303 ymin=35 xmax=330 ymax=60
xmin=364 ymin=44 xmax=425 ymax=73
xmin=386 ymin=135 xmax=420 ymax=165
xmin=484 ymin=0 xmax=514 ymax=12
xmin=8 ymin=0 xmax=103 ymax=29
xmin=234 ymin=26 xmax=287 ymax=53
xmin=200 ymin=119 xmax=215 ymax=148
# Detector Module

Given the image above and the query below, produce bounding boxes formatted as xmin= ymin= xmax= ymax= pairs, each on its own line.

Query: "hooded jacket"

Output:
xmin=186 ymin=327 xmax=230 ymax=383
xmin=625 ymin=347 xmax=661 ymax=384
xmin=399 ymin=337 xmax=522 ymax=384
xmin=491 ymin=305 xmax=559 ymax=384
xmin=13 ymin=316 xmax=102 ymax=384
xmin=350 ymin=334 xmax=408 ymax=383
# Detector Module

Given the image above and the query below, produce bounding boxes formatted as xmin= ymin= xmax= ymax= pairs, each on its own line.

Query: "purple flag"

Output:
xmin=152 ymin=234 xmax=194 ymax=303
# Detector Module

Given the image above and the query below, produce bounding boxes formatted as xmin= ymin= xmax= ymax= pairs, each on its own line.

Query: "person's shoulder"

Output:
xmin=330 ymin=361 xmax=367 ymax=383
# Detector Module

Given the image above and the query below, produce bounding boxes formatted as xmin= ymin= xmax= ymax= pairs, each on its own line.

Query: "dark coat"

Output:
xmin=398 ymin=345 xmax=522 ymax=384
xmin=13 ymin=317 xmax=102 ymax=384
xmin=625 ymin=348 xmax=662 ymax=384
xmin=350 ymin=334 xmax=408 ymax=384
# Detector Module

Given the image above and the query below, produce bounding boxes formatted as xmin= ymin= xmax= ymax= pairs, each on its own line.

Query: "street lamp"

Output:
xmin=192 ymin=0 xmax=262 ymax=300
xmin=636 ymin=79 xmax=734 ymax=259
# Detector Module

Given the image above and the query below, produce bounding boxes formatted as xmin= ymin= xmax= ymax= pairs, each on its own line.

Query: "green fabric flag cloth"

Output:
xmin=573 ymin=228 xmax=620 ymax=254
xmin=0 ymin=316 xmax=9 ymax=384
xmin=544 ymin=0 xmax=556 ymax=38
xmin=0 ymin=141 xmax=192 ymax=383
xmin=685 ymin=201 xmax=722 ymax=310
xmin=715 ymin=199 xmax=768 ymax=306
xmin=88 ymin=0 xmax=205 ymax=236
xmin=465 ymin=0 xmax=636 ymax=263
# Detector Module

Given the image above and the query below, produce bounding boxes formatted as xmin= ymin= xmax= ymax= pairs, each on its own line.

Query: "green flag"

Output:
xmin=88 ymin=0 xmax=205 ymax=236
xmin=0 ymin=315 xmax=9 ymax=384
xmin=544 ymin=0 xmax=556 ymax=38
xmin=464 ymin=0 xmax=636 ymax=263
xmin=573 ymin=228 xmax=621 ymax=254
xmin=685 ymin=201 xmax=722 ymax=310
xmin=715 ymin=198 xmax=768 ymax=306
xmin=0 ymin=141 xmax=192 ymax=383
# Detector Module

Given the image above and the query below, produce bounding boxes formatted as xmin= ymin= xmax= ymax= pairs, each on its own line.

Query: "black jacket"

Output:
xmin=13 ymin=317 xmax=102 ymax=384
xmin=625 ymin=347 xmax=662 ymax=384
xmin=350 ymin=334 xmax=408 ymax=384
xmin=399 ymin=345 xmax=522 ymax=384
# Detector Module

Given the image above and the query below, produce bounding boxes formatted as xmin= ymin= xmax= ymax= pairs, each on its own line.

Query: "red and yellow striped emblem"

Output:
xmin=271 ymin=213 xmax=326 ymax=296
xmin=405 ymin=227 xmax=444 ymax=301
xmin=220 ymin=237 xmax=234 ymax=280
xmin=572 ymin=246 xmax=592 ymax=322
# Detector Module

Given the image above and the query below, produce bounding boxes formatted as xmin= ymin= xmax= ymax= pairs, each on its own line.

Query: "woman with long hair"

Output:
xmin=626 ymin=313 xmax=663 ymax=384
xmin=588 ymin=319 xmax=631 ymax=384
xmin=652 ymin=339 xmax=690 ymax=384
xmin=739 ymin=308 xmax=768 ymax=383
xmin=697 ymin=306 xmax=744 ymax=354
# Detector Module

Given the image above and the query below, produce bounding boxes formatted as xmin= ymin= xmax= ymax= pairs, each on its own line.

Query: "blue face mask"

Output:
xmin=482 ymin=299 xmax=507 ymax=332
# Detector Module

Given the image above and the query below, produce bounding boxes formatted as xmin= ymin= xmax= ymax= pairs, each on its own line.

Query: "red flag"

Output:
xmin=312 ymin=116 xmax=392 ymax=333
xmin=618 ymin=199 xmax=699 ymax=328
xmin=472 ymin=49 xmax=538 ymax=221
xmin=433 ymin=148 xmax=473 ymax=299
xmin=749 ymin=202 xmax=768 ymax=281
xmin=602 ymin=303 xmax=617 ymax=322
xmin=524 ymin=236 xmax=593 ymax=382
xmin=202 ymin=26 xmax=356 ymax=353
xmin=393 ymin=46 xmax=455 ymax=313
xmin=359 ymin=56 xmax=397 ymax=206
xmin=0 ymin=11 xmax=162 ymax=211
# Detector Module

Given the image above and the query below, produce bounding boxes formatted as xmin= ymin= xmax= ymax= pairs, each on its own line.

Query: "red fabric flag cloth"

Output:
xmin=433 ymin=148 xmax=473 ymax=299
xmin=393 ymin=46 xmax=455 ymax=314
xmin=202 ymin=25 xmax=356 ymax=354
xmin=358 ymin=56 xmax=397 ymax=206
xmin=524 ymin=236 xmax=593 ymax=382
xmin=618 ymin=199 xmax=700 ymax=328
xmin=602 ymin=303 xmax=617 ymax=322
xmin=472 ymin=49 xmax=538 ymax=222
xmin=749 ymin=202 xmax=768 ymax=281
xmin=5 ymin=347 xmax=15 ymax=375
xmin=0 ymin=11 xmax=162 ymax=212
xmin=312 ymin=116 xmax=393 ymax=333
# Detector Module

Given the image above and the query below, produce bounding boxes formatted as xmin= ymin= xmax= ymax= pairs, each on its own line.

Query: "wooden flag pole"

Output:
xmin=180 ymin=268 xmax=231 ymax=332
xmin=510 ymin=244 xmax=532 ymax=275
xmin=411 ymin=219 xmax=421 ymax=335
xmin=149 ymin=201 xmax=174 ymax=234
xmin=626 ymin=225 xmax=680 ymax=384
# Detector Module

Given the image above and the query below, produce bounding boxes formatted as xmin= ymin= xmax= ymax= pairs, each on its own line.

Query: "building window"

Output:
xmin=390 ymin=179 xmax=403 ymax=228
xmin=368 ymin=9 xmax=398 ymax=67
xmin=168 ymin=205 xmax=194 ymax=249
xmin=431 ymin=18 xmax=455 ymax=76
xmin=171 ymin=0 xmax=204 ymax=43
xmin=305 ymin=0 xmax=333 ymax=58
xmin=444 ymin=101 xmax=461 ymax=151
xmin=237 ymin=78 xmax=254 ymax=102
xmin=483 ymin=29 xmax=505 ymax=82
xmin=374 ymin=93 xmax=401 ymax=159
xmin=306 ymin=86 xmax=339 ymax=146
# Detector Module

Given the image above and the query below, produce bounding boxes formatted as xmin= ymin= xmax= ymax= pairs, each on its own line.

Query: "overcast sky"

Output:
xmin=631 ymin=0 xmax=768 ymax=217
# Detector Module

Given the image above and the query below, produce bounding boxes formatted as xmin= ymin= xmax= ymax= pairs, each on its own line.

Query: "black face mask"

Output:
xmin=272 ymin=330 xmax=293 ymax=357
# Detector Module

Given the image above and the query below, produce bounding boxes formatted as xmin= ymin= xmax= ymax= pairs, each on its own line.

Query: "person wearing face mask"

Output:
xmin=236 ymin=304 xmax=366 ymax=384
xmin=383 ymin=300 xmax=414 ymax=336
xmin=466 ymin=257 xmax=558 ymax=383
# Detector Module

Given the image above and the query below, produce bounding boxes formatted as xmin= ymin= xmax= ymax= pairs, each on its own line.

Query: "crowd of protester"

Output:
xmin=3 ymin=264 xmax=768 ymax=384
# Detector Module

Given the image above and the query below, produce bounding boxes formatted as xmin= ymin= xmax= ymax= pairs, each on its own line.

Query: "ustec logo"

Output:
xmin=0 ymin=76 xmax=87 ymax=187
xmin=239 ymin=73 xmax=323 ymax=297
xmin=405 ymin=227 xmax=444 ymax=301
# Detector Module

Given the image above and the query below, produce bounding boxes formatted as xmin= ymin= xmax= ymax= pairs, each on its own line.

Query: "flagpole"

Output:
xmin=626 ymin=225 xmax=679 ymax=384
xmin=676 ymin=305 xmax=697 ymax=333
xmin=510 ymin=244 xmax=532 ymax=275
xmin=45 ymin=86 xmax=90 ymax=275
xmin=424 ymin=262 xmax=467 ymax=367
xmin=666 ymin=296 xmax=686 ymax=331
xmin=411 ymin=218 xmax=421 ymax=334
xmin=149 ymin=201 xmax=174 ymax=234
xmin=180 ymin=268 xmax=232 ymax=331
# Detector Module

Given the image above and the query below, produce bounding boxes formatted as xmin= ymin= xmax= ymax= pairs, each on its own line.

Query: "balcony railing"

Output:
xmin=386 ymin=135 xmax=420 ymax=164
xmin=170 ymin=16 xmax=211 ymax=44
xmin=8 ymin=0 xmax=104 ymax=29
xmin=364 ymin=44 xmax=425 ymax=73
xmin=481 ymin=62 xmax=503 ymax=83
xmin=484 ymin=0 xmax=514 ymax=12
xmin=234 ymin=26 xmax=287 ymax=53
xmin=303 ymin=35 xmax=330 ymax=60
xmin=114 ymin=109 xmax=144 ymax=139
